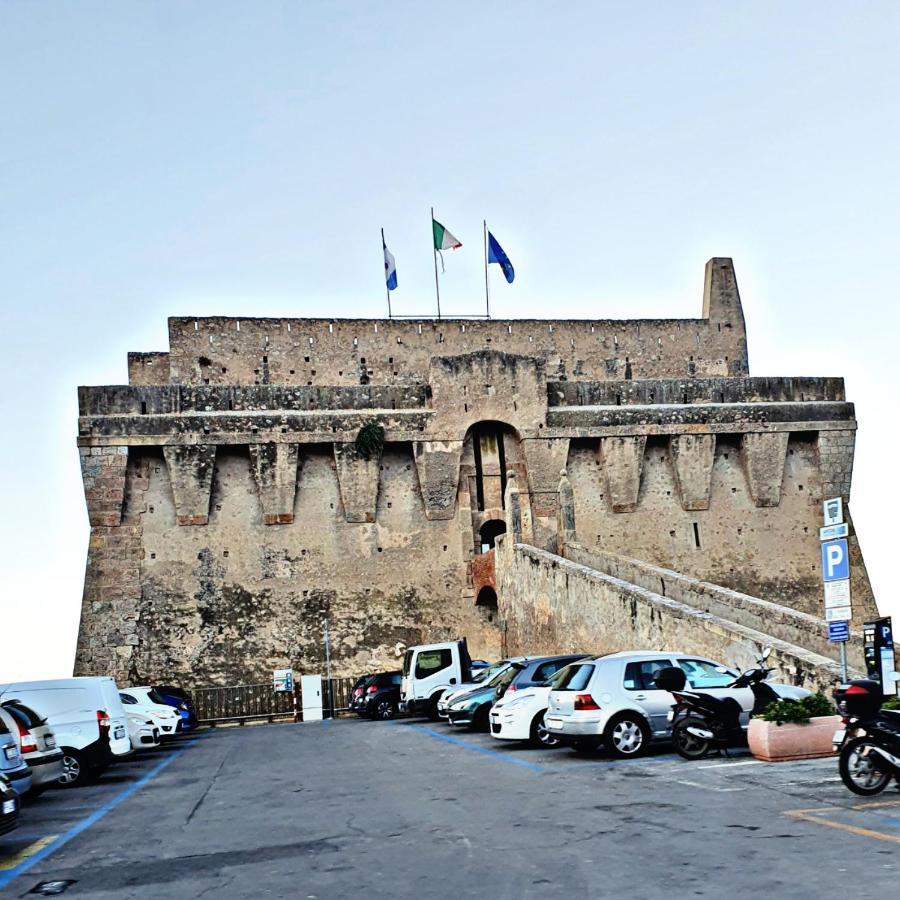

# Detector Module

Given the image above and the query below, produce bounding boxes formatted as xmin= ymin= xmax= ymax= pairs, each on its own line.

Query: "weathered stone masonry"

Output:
xmin=75 ymin=259 xmax=877 ymax=685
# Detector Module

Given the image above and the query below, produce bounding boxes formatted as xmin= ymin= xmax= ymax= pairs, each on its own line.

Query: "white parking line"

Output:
xmin=676 ymin=779 xmax=746 ymax=793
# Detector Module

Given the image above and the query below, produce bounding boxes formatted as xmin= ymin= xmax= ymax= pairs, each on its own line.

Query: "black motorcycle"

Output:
xmin=833 ymin=678 xmax=900 ymax=796
xmin=654 ymin=651 xmax=781 ymax=760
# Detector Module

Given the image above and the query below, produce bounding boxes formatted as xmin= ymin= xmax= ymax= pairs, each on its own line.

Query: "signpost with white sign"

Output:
xmin=823 ymin=497 xmax=843 ymax=527
xmin=819 ymin=523 xmax=848 ymax=542
xmin=820 ymin=498 xmax=850 ymax=680
xmin=273 ymin=669 xmax=294 ymax=693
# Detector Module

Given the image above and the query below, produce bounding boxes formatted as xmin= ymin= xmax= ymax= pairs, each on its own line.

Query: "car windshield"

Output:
xmin=484 ymin=664 xmax=517 ymax=688
xmin=677 ymin=659 xmax=736 ymax=688
xmin=147 ymin=689 xmax=168 ymax=705
xmin=472 ymin=662 xmax=507 ymax=683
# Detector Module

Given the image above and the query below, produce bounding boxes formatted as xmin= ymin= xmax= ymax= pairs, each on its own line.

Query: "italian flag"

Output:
xmin=433 ymin=218 xmax=462 ymax=252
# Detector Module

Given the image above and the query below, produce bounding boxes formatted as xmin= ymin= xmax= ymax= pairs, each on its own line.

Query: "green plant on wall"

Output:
xmin=755 ymin=693 xmax=835 ymax=726
xmin=355 ymin=420 xmax=385 ymax=460
xmin=884 ymin=695 xmax=900 ymax=711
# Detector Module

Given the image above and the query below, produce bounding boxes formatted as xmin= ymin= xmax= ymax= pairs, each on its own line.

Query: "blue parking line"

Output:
xmin=406 ymin=725 xmax=545 ymax=773
xmin=0 ymin=738 xmax=201 ymax=891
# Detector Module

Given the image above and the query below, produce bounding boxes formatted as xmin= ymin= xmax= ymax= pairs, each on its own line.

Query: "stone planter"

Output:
xmin=748 ymin=715 xmax=842 ymax=762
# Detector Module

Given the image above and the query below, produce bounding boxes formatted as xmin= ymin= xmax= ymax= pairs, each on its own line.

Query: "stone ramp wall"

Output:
xmin=563 ymin=544 xmax=864 ymax=671
xmin=495 ymin=540 xmax=859 ymax=694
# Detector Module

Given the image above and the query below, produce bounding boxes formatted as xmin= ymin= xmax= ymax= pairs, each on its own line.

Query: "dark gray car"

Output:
xmin=494 ymin=654 xmax=591 ymax=701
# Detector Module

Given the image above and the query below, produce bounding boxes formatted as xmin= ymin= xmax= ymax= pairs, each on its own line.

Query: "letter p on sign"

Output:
xmin=821 ymin=538 xmax=850 ymax=582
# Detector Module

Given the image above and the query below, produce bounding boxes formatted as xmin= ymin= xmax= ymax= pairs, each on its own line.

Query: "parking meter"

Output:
xmin=863 ymin=617 xmax=897 ymax=696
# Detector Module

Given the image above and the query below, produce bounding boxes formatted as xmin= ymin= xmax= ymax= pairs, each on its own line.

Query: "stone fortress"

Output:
xmin=75 ymin=259 xmax=878 ymax=688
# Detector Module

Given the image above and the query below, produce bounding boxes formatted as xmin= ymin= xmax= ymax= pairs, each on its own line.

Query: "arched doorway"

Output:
xmin=475 ymin=586 xmax=499 ymax=623
xmin=479 ymin=519 xmax=507 ymax=553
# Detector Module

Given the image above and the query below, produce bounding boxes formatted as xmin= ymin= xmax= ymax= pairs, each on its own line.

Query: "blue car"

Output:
xmin=0 ymin=710 xmax=32 ymax=797
xmin=152 ymin=686 xmax=198 ymax=731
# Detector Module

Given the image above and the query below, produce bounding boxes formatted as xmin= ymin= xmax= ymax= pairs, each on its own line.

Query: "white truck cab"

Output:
xmin=400 ymin=639 xmax=473 ymax=719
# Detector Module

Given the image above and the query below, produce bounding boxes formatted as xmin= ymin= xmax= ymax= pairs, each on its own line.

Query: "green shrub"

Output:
xmin=756 ymin=692 xmax=835 ymax=725
xmin=884 ymin=695 xmax=900 ymax=711
xmin=355 ymin=420 xmax=384 ymax=460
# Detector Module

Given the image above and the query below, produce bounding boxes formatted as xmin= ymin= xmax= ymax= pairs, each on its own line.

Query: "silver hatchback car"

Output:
xmin=544 ymin=650 xmax=806 ymax=758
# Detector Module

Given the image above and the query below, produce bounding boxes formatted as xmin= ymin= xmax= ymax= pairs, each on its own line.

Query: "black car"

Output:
xmin=349 ymin=675 xmax=375 ymax=713
xmin=360 ymin=672 xmax=403 ymax=720
xmin=0 ymin=774 xmax=18 ymax=836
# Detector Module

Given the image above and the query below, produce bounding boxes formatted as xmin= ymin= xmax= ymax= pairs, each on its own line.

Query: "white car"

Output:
xmin=0 ymin=677 xmax=132 ymax=787
xmin=119 ymin=687 xmax=181 ymax=739
xmin=490 ymin=683 xmax=563 ymax=747
xmin=544 ymin=651 xmax=810 ymax=758
xmin=125 ymin=712 xmax=160 ymax=751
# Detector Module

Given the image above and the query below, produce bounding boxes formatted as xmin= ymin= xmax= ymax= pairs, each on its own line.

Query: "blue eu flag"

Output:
xmin=487 ymin=232 xmax=515 ymax=284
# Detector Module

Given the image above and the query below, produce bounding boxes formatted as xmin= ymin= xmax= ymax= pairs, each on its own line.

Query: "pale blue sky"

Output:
xmin=1 ymin=2 xmax=898 ymax=679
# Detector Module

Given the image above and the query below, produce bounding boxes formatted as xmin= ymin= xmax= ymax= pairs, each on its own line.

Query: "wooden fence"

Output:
xmin=192 ymin=677 xmax=356 ymax=725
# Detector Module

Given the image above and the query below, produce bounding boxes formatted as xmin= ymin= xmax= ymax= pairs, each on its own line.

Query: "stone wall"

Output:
xmin=74 ymin=445 xmax=502 ymax=685
xmin=73 ymin=258 xmax=877 ymax=686
xmin=159 ymin=259 xmax=747 ymax=387
xmin=495 ymin=539 xmax=857 ymax=694
xmin=562 ymin=544 xmax=867 ymax=669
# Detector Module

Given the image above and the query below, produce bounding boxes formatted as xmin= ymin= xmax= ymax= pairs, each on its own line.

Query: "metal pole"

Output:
xmin=839 ymin=640 xmax=848 ymax=683
xmin=483 ymin=220 xmax=491 ymax=319
xmin=431 ymin=206 xmax=441 ymax=319
xmin=324 ymin=618 xmax=332 ymax=718
xmin=382 ymin=228 xmax=392 ymax=319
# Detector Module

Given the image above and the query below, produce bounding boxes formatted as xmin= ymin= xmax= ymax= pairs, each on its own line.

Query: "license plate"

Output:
xmin=3 ymin=746 xmax=17 ymax=760
xmin=832 ymin=729 xmax=846 ymax=745
xmin=545 ymin=717 xmax=563 ymax=730
xmin=44 ymin=737 xmax=57 ymax=750
xmin=114 ymin=726 xmax=125 ymax=740
xmin=1 ymin=800 xmax=15 ymax=815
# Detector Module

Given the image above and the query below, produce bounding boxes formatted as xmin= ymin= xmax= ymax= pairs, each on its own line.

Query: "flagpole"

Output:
xmin=431 ymin=206 xmax=441 ymax=320
xmin=483 ymin=220 xmax=491 ymax=319
xmin=382 ymin=228 xmax=392 ymax=319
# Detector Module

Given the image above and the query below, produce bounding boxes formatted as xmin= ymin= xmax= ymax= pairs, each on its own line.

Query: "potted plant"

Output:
xmin=748 ymin=693 xmax=842 ymax=762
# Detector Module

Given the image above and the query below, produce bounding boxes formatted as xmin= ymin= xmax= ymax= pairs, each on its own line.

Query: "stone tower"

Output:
xmin=74 ymin=259 xmax=875 ymax=685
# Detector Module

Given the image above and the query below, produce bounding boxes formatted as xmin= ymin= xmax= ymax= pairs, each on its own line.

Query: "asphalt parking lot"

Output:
xmin=2 ymin=719 xmax=899 ymax=898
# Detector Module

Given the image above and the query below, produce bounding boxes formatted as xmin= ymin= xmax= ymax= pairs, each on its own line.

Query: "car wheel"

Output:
xmin=427 ymin=696 xmax=442 ymax=721
xmin=472 ymin=705 xmax=491 ymax=732
xmin=530 ymin=711 xmax=559 ymax=748
xmin=375 ymin=699 xmax=396 ymax=720
xmin=604 ymin=712 xmax=650 ymax=758
xmin=58 ymin=749 xmax=89 ymax=788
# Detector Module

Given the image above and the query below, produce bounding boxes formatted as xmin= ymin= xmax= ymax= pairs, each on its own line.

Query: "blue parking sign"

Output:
xmin=821 ymin=539 xmax=849 ymax=583
xmin=828 ymin=621 xmax=850 ymax=643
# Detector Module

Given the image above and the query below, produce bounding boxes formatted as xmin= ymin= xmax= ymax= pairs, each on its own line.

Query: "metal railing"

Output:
xmin=192 ymin=678 xmax=356 ymax=726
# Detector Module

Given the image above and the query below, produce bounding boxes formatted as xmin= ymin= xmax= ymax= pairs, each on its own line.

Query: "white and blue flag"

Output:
xmin=383 ymin=232 xmax=398 ymax=291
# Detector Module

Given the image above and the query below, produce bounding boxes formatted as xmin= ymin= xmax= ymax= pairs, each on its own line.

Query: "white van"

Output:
xmin=400 ymin=639 xmax=473 ymax=719
xmin=0 ymin=677 xmax=131 ymax=787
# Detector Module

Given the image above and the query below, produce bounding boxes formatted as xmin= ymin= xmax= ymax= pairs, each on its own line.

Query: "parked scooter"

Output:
xmin=833 ymin=677 xmax=900 ymax=796
xmin=655 ymin=648 xmax=781 ymax=760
